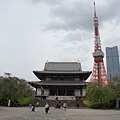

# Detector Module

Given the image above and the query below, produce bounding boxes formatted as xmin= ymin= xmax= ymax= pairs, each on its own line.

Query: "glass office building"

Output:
xmin=106 ymin=46 xmax=120 ymax=81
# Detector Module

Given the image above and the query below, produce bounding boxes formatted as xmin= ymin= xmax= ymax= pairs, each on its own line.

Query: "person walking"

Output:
xmin=31 ymin=105 xmax=35 ymax=112
xmin=63 ymin=102 xmax=67 ymax=111
xmin=76 ymin=98 xmax=80 ymax=108
xmin=45 ymin=102 xmax=50 ymax=114
xmin=29 ymin=103 xmax=32 ymax=109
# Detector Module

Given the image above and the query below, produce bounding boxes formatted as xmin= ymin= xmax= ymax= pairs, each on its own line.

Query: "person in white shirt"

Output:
xmin=63 ymin=102 xmax=67 ymax=111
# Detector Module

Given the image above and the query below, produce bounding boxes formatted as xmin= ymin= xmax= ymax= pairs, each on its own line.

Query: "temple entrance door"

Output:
xmin=67 ymin=89 xmax=74 ymax=96
xmin=50 ymin=89 xmax=57 ymax=96
xmin=58 ymin=89 xmax=65 ymax=96
xmin=41 ymin=89 xmax=44 ymax=95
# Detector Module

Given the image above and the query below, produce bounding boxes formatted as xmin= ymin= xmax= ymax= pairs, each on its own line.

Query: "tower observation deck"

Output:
xmin=89 ymin=2 xmax=110 ymax=86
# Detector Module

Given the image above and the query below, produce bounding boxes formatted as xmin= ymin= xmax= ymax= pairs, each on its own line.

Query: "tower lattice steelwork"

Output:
xmin=90 ymin=2 xmax=110 ymax=86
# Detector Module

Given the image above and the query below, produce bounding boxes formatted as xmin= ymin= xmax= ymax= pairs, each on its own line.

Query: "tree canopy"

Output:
xmin=85 ymin=76 xmax=120 ymax=108
xmin=0 ymin=75 xmax=35 ymax=106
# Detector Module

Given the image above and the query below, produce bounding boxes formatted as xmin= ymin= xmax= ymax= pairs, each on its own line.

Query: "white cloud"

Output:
xmin=0 ymin=0 xmax=120 ymax=80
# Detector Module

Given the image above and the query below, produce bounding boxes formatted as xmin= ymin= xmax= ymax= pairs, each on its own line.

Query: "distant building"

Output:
xmin=106 ymin=46 xmax=120 ymax=81
xmin=29 ymin=61 xmax=91 ymax=100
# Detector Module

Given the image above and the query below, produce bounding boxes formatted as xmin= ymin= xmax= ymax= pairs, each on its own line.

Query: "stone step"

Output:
xmin=32 ymin=99 xmax=86 ymax=108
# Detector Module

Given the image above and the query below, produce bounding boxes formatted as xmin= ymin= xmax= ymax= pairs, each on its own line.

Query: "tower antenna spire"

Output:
xmin=94 ymin=2 xmax=97 ymax=18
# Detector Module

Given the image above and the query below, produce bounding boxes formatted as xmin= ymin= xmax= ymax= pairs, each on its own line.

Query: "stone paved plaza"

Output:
xmin=0 ymin=107 xmax=120 ymax=120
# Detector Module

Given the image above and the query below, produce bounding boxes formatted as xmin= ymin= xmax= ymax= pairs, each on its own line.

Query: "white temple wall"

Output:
xmin=82 ymin=89 xmax=86 ymax=96
xmin=36 ymin=88 xmax=41 ymax=95
xmin=44 ymin=89 xmax=49 ymax=96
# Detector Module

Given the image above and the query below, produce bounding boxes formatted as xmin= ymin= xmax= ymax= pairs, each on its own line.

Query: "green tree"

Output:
xmin=0 ymin=75 xmax=35 ymax=106
xmin=85 ymin=82 xmax=117 ymax=108
xmin=110 ymin=75 xmax=120 ymax=98
xmin=111 ymin=75 xmax=120 ymax=85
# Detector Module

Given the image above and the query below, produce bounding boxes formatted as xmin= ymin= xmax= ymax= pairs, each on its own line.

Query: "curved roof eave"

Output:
xmin=33 ymin=71 xmax=92 ymax=80
xmin=28 ymin=81 xmax=86 ymax=87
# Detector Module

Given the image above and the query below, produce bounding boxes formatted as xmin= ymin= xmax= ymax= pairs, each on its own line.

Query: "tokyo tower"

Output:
xmin=90 ymin=2 xmax=110 ymax=86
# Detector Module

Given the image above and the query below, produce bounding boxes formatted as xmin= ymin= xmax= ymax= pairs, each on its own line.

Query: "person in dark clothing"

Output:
xmin=58 ymin=101 xmax=61 ymax=108
xmin=56 ymin=100 xmax=59 ymax=108
xmin=45 ymin=102 xmax=49 ymax=114
xmin=31 ymin=105 xmax=35 ymax=112
xmin=77 ymin=101 xmax=80 ymax=108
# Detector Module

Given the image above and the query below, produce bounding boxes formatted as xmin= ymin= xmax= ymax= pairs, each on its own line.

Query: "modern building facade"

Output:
xmin=29 ymin=61 xmax=91 ymax=100
xmin=106 ymin=46 xmax=120 ymax=81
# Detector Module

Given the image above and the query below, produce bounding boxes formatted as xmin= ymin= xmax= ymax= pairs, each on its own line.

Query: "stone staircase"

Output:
xmin=32 ymin=98 xmax=86 ymax=108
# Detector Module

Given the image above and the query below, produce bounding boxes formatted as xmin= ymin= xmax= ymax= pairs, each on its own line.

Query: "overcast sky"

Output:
xmin=0 ymin=0 xmax=120 ymax=81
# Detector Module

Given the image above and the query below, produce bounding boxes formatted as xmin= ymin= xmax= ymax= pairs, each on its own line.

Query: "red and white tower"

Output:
xmin=90 ymin=2 xmax=110 ymax=86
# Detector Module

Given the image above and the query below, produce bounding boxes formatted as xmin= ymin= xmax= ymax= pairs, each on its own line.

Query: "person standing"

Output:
xmin=36 ymin=102 xmax=39 ymax=107
xmin=8 ymin=99 xmax=11 ymax=107
xmin=29 ymin=103 xmax=32 ymax=109
xmin=77 ymin=101 xmax=80 ymax=108
xmin=45 ymin=102 xmax=50 ymax=114
xmin=55 ymin=100 xmax=59 ymax=108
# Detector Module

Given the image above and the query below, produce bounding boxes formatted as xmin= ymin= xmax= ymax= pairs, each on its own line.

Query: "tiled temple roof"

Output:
xmin=33 ymin=61 xmax=91 ymax=80
xmin=44 ymin=62 xmax=82 ymax=71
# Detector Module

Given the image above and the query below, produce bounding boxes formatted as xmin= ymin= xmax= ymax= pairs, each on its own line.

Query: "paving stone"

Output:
xmin=0 ymin=107 xmax=120 ymax=120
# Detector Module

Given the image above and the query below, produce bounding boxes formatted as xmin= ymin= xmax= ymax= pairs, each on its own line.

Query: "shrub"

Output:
xmin=17 ymin=97 xmax=36 ymax=106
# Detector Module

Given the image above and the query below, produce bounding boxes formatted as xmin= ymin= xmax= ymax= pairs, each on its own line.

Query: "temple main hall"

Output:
xmin=29 ymin=61 xmax=91 ymax=100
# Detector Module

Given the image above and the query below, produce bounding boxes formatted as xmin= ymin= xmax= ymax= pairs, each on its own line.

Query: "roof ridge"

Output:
xmin=48 ymin=62 xmax=79 ymax=63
